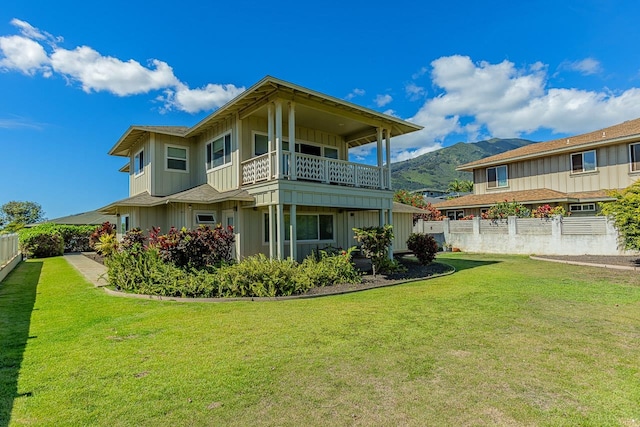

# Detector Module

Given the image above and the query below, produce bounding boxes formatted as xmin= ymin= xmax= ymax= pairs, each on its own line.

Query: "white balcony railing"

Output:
xmin=241 ymin=152 xmax=386 ymax=189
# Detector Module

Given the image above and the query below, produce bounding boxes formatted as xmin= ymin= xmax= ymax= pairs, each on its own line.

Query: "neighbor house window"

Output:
xmin=166 ymin=145 xmax=188 ymax=171
xmin=264 ymin=213 xmax=334 ymax=242
xmin=487 ymin=165 xmax=508 ymax=188
xmin=569 ymin=203 xmax=596 ymax=212
xmin=571 ymin=150 xmax=597 ymax=173
xmin=134 ymin=149 xmax=144 ymax=176
xmin=195 ymin=213 xmax=216 ymax=224
xmin=630 ymin=143 xmax=640 ymax=172
xmin=207 ymin=133 xmax=232 ymax=170
xmin=446 ymin=210 xmax=465 ymax=220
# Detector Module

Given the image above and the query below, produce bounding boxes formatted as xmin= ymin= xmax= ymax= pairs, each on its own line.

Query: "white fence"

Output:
xmin=414 ymin=216 xmax=634 ymax=256
xmin=0 ymin=233 xmax=21 ymax=282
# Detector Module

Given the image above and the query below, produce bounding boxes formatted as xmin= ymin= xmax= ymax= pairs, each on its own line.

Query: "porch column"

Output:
xmin=268 ymin=204 xmax=275 ymax=259
xmin=277 ymin=203 xmax=285 ymax=259
xmin=289 ymin=101 xmax=296 ymax=180
xmin=289 ymin=203 xmax=297 ymax=261
xmin=388 ymin=208 xmax=394 ymax=260
xmin=267 ymin=103 xmax=274 ymax=179
xmin=236 ymin=202 xmax=243 ymax=262
xmin=385 ymin=129 xmax=392 ymax=190
xmin=377 ymin=127 xmax=384 ymax=188
xmin=235 ymin=114 xmax=243 ymax=187
xmin=379 ymin=209 xmax=385 ymax=227
xmin=275 ymin=100 xmax=283 ymax=179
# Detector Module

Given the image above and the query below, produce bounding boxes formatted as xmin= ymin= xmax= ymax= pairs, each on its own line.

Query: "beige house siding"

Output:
xmin=145 ymin=133 xmax=194 ymax=196
xmin=130 ymin=134 xmax=151 ymax=196
xmin=475 ymin=143 xmax=640 ymax=196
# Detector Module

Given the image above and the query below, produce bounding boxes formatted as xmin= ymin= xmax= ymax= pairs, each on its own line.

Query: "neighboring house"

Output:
xmin=26 ymin=211 xmax=117 ymax=228
xmin=99 ymin=76 xmax=423 ymax=261
xmin=434 ymin=118 xmax=640 ymax=219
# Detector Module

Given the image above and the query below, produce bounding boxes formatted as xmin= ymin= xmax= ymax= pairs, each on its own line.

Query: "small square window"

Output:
xmin=207 ymin=134 xmax=232 ymax=170
xmin=195 ymin=213 xmax=216 ymax=224
xmin=134 ymin=150 xmax=144 ymax=176
xmin=571 ymin=150 xmax=597 ymax=173
xmin=630 ymin=143 xmax=640 ymax=172
xmin=487 ymin=165 xmax=508 ymax=188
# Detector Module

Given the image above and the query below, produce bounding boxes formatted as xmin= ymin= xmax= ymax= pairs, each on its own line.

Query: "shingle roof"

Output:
xmin=458 ymin=117 xmax=640 ymax=171
xmin=28 ymin=211 xmax=118 ymax=227
xmin=433 ymin=188 xmax=614 ymax=209
xmin=99 ymin=185 xmax=254 ymax=214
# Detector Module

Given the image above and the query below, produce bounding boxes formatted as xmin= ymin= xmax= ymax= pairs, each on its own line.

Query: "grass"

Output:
xmin=1 ymin=253 xmax=639 ymax=426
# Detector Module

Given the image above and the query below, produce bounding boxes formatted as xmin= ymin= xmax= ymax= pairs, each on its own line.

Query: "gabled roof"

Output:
xmin=108 ymin=76 xmax=423 ymax=157
xmin=433 ymin=189 xmax=613 ymax=209
xmin=109 ymin=126 xmax=190 ymax=157
xmin=99 ymin=184 xmax=254 ymax=214
xmin=458 ymin=117 xmax=640 ymax=171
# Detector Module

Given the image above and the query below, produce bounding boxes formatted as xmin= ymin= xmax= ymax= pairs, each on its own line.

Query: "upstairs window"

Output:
xmin=487 ymin=165 xmax=508 ymax=188
xmin=630 ymin=143 xmax=640 ymax=172
xmin=571 ymin=150 xmax=596 ymax=173
xmin=134 ymin=149 xmax=144 ymax=176
xmin=166 ymin=145 xmax=188 ymax=172
xmin=207 ymin=133 xmax=232 ymax=170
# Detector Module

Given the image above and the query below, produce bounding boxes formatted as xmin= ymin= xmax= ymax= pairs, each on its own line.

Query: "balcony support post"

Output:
xmin=268 ymin=204 xmax=275 ymax=259
xmin=289 ymin=202 xmax=297 ymax=261
xmin=267 ymin=103 xmax=274 ymax=180
xmin=289 ymin=102 xmax=296 ymax=180
xmin=377 ymin=127 xmax=383 ymax=189
xmin=385 ymin=129 xmax=392 ymax=190
xmin=275 ymin=100 xmax=283 ymax=180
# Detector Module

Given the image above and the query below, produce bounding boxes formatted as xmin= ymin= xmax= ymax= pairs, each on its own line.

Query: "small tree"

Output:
xmin=484 ymin=200 xmax=530 ymax=220
xmin=394 ymin=189 xmax=444 ymax=223
xmin=0 ymin=201 xmax=45 ymax=232
xmin=352 ymin=225 xmax=394 ymax=276
xmin=599 ymin=180 xmax=640 ymax=250
xmin=406 ymin=233 xmax=439 ymax=265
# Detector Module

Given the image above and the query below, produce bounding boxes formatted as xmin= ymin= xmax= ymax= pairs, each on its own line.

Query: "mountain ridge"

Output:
xmin=391 ymin=138 xmax=536 ymax=191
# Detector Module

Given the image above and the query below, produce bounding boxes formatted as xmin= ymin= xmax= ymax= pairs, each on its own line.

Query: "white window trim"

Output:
xmin=133 ymin=148 xmax=144 ymax=177
xmin=206 ymin=132 xmax=232 ymax=172
xmin=194 ymin=211 xmax=217 ymax=225
xmin=486 ymin=165 xmax=508 ymax=189
xmin=569 ymin=203 xmax=596 ymax=212
xmin=570 ymin=150 xmax=597 ymax=174
xmin=262 ymin=211 xmax=336 ymax=244
xmin=630 ymin=142 xmax=640 ymax=173
xmin=165 ymin=144 xmax=189 ymax=173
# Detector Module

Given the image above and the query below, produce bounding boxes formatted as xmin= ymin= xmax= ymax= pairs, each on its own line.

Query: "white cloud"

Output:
xmin=0 ymin=19 xmax=244 ymax=113
xmin=405 ymin=82 xmax=425 ymax=100
xmin=375 ymin=94 xmax=393 ymax=107
xmin=392 ymin=144 xmax=443 ymax=163
xmin=162 ymin=83 xmax=246 ymax=113
xmin=393 ymin=55 xmax=640 ymax=161
xmin=345 ymin=88 xmax=365 ymax=100
xmin=0 ymin=35 xmax=50 ymax=75
xmin=50 ymin=46 xmax=179 ymax=96
xmin=561 ymin=57 xmax=602 ymax=75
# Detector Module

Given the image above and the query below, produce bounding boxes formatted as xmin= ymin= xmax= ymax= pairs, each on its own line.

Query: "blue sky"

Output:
xmin=2 ymin=0 xmax=640 ymax=219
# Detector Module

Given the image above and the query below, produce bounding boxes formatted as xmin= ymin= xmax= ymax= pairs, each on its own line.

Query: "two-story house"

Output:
xmin=99 ymin=76 xmax=423 ymax=260
xmin=434 ymin=118 xmax=640 ymax=219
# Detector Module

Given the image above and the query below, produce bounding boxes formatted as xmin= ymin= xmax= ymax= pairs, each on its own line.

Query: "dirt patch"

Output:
xmin=534 ymin=255 xmax=640 ymax=268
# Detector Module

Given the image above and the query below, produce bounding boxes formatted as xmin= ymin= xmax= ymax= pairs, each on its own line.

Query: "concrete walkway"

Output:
xmin=64 ymin=253 xmax=108 ymax=286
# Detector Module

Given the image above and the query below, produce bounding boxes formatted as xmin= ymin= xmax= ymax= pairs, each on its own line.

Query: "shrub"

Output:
xmin=406 ymin=233 xmax=439 ymax=265
xmin=19 ymin=224 xmax=94 ymax=252
xmin=90 ymin=222 xmax=116 ymax=250
xmin=19 ymin=228 xmax=64 ymax=258
xmin=484 ymin=200 xmax=531 ymax=220
xmin=532 ymin=204 xmax=568 ymax=218
xmin=301 ymin=247 xmax=361 ymax=287
xmin=94 ymin=233 xmax=118 ymax=257
xmin=353 ymin=225 xmax=394 ymax=276
xmin=120 ymin=228 xmax=146 ymax=254
xmin=149 ymin=224 xmax=235 ymax=270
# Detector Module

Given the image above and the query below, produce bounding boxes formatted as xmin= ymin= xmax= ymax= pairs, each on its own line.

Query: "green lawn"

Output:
xmin=1 ymin=254 xmax=639 ymax=426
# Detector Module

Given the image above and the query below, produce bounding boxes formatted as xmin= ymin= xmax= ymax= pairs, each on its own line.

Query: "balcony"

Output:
xmin=241 ymin=152 xmax=388 ymax=189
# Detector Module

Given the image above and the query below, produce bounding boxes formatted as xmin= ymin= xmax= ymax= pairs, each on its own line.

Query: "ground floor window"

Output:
xmin=195 ymin=212 xmax=216 ymax=225
xmin=569 ymin=203 xmax=596 ymax=213
xmin=120 ymin=215 xmax=130 ymax=234
xmin=264 ymin=212 xmax=334 ymax=242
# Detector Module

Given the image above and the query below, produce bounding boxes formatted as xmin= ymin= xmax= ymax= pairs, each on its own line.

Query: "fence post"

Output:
xmin=508 ymin=216 xmax=517 ymax=236
xmin=473 ymin=217 xmax=480 ymax=235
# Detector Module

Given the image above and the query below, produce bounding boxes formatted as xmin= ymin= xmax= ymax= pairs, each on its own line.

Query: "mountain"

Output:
xmin=391 ymin=138 xmax=536 ymax=191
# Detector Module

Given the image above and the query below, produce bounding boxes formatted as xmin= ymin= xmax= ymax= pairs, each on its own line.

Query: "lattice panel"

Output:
xmin=296 ymin=155 xmax=325 ymax=181
xmin=328 ymin=160 xmax=354 ymax=185
xmin=356 ymin=165 xmax=380 ymax=188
